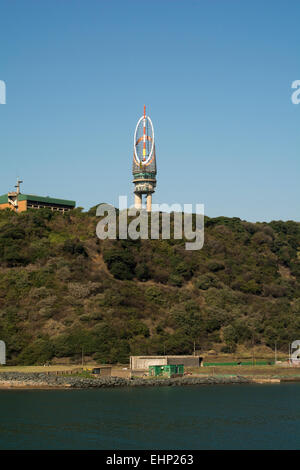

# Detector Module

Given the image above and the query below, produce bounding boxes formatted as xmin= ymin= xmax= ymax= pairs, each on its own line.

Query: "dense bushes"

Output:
xmin=0 ymin=208 xmax=299 ymax=364
xmin=103 ymin=247 xmax=136 ymax=280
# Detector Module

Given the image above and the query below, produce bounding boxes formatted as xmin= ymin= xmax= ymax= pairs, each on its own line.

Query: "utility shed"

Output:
xmin=149 ymin=364 xmax=184 ymax=378
xmin=90 ymin=366 xmax=111 ymax=376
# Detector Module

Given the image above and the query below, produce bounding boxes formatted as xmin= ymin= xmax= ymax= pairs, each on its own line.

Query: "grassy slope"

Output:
xmin=0 ymin=207 xmax=299 ymax=365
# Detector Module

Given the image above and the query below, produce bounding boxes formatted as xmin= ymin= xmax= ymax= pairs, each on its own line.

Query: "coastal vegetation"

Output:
xmin=0 ymin=207 xmax=299 ymax=365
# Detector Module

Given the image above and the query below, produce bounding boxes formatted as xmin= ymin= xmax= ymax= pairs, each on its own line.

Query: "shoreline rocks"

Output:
xmin=0 ymin=372 xmax=252 ymax=389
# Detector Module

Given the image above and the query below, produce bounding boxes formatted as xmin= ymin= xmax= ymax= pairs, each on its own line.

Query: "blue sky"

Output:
xmin=0 ymin=0 xmax=299 ymax=222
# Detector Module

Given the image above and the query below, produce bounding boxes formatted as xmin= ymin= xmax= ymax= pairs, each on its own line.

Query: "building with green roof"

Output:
xmin=0 ymin=180 xmax=75 ymax=213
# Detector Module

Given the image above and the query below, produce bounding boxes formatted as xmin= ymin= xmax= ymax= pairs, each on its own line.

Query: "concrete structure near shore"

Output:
xmin=130 ymin=355 xmax=202 ymax=371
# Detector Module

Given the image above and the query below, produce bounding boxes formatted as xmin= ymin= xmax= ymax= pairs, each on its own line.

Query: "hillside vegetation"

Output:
xmin=0 ymin=207 xmax=299 ymax=365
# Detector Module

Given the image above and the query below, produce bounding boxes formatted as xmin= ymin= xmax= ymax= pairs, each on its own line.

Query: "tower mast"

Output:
xmin=132 ymin=106 xmax=157 ymax=212
xmin=143 ymin=105 xmax=146 ymax=162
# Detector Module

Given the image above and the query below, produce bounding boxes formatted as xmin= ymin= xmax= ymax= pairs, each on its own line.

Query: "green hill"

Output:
xmin=0 ymin=207 xmax=299 ymax=365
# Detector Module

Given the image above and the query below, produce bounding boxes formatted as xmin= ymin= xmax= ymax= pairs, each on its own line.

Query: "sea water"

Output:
xmin=0 ymin=383 xmax=300 ymax=450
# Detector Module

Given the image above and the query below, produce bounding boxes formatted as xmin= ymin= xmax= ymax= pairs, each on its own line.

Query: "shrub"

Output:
xmin=252 ymin=232 xmax=272 ymax=245
xmin=239 ymin=280 xmax=262 ymax=295
xmin=194 ymin=274 xmax=220 ymax=290
xmin=17 ymin=339 xmax=54 ymax=365
xmin=207 ymin=261 xmax=225 ymax=272
xmin=263 ymin=284 xmax=287 ymax=298
xmin=135 ymin=262 xmax=150 ymax=281
xmin=103 ymin=248 xmax=136 ymax=280
xmin=63 ymin=239 xmax=87 ymax=256
xmin=168 ymin=274 xmax=183 ymax=287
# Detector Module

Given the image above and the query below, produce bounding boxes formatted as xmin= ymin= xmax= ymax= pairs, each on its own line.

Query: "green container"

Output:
xmin=149 ymin=364 xmax=184 ymax=377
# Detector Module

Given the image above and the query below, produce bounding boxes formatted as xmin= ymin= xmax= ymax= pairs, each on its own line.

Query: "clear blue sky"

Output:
xmin=0 ymin=0 xmax=299 ymax=222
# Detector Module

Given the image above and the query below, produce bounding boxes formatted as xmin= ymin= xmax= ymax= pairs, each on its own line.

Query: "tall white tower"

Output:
xmin=132 ymin=106 xmax=157 ymax=212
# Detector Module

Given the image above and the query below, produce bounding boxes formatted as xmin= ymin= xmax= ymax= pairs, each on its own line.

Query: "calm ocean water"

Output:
xmin=0 ymin=383 xmax=300 ymax=450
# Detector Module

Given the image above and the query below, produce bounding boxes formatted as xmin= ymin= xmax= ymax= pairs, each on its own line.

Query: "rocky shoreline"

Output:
xmin=0 ymin=372 xmax=253 ymax=389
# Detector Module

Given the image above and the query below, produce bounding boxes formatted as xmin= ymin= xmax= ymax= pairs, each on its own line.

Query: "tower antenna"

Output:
xmin=143 ymin=105 xmax=146 ymax=161
xmin=15 ymin=178 xmax=23 ymax=195
xmin=132 ymin=106 xmax=157 ymax=212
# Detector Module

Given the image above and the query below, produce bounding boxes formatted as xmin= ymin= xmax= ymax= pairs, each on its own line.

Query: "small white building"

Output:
xmin=130 ymin=355 xmax=202 ymax=370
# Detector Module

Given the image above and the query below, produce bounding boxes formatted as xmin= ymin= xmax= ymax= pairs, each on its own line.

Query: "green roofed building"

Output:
xmin=0 ymin=179 xmax=76 ymax=213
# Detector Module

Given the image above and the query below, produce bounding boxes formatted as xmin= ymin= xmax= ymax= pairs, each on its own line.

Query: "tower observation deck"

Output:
xmin=132 ymin=106 xmax=157 ymax=212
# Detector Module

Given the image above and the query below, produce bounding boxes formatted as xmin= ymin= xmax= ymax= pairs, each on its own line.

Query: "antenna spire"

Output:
xmin=143 ymin=105 xmax=147 ymax=160
xmin=132 ymin=106 xmax=157 ymax=212
xmin=15 ymin=178 xmax=23 ymax=195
